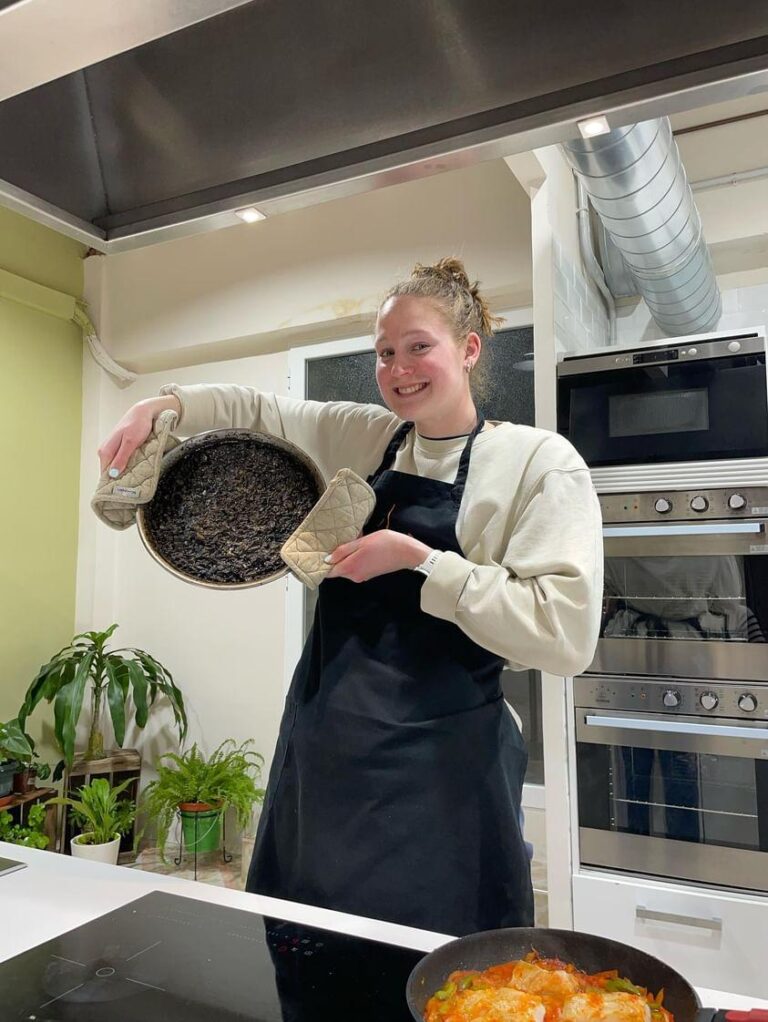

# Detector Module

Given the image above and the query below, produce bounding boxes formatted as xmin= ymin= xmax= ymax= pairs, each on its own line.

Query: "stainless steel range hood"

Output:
xmin=1 ymin=0 xmax=768 ymax=252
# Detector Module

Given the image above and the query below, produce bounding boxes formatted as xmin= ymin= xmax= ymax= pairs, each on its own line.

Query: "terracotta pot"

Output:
xmin=178 ymin=801 xmax=216 ymax=812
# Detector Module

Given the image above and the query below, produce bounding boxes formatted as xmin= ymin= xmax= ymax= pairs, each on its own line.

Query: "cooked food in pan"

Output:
xmin=424 ymin=951 xmax=672 ymax=1022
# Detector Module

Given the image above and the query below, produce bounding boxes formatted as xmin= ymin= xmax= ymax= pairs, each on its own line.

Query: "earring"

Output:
xmin=464 ymin=361 xmax=473 ymax=373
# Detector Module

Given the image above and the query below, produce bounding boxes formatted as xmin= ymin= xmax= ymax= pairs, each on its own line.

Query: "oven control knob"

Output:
xmin=690 ymin=495 xmax=709 ymax=512
xmin=700 ymin=691 xmax=719 ymax=710
xmin=663 ymin=689 xmax=681 ymax=708
xmin=654 ymin=497 xmax=673 ymax=515
xmin=728 ymin=340 xmax=742 ymax=353
xmin=738 ymin=693 xmax=757 ymax=712
xmin=728 ymin=493 xmax=747 ymax=511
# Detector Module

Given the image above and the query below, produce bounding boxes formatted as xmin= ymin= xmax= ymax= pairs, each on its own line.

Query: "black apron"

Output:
xmin=247 ymin=419 xmax=534 ymax=935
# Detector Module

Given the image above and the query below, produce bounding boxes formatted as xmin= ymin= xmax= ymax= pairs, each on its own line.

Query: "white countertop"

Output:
xmin=2 ymin=842 xmax=766 ymax=1012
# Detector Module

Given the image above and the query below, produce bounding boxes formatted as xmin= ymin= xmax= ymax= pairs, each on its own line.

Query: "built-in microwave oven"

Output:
xmin=557 ymin=329 xmax=768 ymax=491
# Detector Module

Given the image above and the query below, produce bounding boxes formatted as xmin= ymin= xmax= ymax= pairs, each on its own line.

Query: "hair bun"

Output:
xmin=383 ymin=255 xmax=503 ymax=341
xmin=412 ymin=257 xmax=471 ymax=291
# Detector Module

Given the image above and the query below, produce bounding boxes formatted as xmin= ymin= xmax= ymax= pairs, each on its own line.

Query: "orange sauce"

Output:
xmin=424 ymin=951 xmax=674 ymax=1022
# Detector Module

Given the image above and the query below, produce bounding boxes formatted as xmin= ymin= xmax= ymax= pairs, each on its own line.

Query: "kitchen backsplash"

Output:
xmin=553 ymin=238 xmax=611 ymax=353
xmin=615 ymin=279 xmax=768 ymax=344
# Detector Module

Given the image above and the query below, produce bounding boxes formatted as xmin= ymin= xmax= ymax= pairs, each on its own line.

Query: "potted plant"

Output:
xmin=12 ymin=731 xmax=51 ymax=796
xmin=142 ymin=739 xmax=265 ymax=861
xmin=0 ymin=803 xmax=49 ymax=848
xmin=49 ymin=777 xmax=136 ymax=865
xmin=17 ymin=624 xmax=188 ymax=774
xmin=0 ymin=719 xmax=33 ymax=806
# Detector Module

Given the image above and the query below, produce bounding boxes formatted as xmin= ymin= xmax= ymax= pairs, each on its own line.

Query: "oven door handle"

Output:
xmin=584 ymin=714 xmax=768 ymax=741
xmin=602 ymin=522 xmax=763 ymax=538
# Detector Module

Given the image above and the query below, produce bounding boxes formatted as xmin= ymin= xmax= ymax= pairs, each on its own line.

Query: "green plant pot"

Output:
xmin=180 ymin=808 xmax=220 ymax=854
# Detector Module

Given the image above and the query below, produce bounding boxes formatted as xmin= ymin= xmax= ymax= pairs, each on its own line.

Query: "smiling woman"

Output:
xmin=96 ymin=256 xmax=603 ymax=937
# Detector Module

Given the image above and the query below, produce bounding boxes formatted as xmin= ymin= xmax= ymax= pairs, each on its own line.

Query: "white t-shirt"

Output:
xmin=161 ymin=383 xmax=604 ymax=676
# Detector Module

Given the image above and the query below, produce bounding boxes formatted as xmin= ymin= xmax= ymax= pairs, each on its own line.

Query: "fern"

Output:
xmin=141 ymin=739 xmax=265 ymax=861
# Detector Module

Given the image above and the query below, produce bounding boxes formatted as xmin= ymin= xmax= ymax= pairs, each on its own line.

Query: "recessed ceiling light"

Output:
xmin=235 ymin=207 xmax=266 ymax=223
xmin=577 ymin=115 xmax=611 ymax=138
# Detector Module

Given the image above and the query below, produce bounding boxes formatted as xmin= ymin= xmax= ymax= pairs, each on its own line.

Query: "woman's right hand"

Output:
xmin=97 ymin=395 xmax=181 ymax=477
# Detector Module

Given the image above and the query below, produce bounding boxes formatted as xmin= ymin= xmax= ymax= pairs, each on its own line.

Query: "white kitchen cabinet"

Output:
xmin=572 ymin=871 xmax=768 ymax=999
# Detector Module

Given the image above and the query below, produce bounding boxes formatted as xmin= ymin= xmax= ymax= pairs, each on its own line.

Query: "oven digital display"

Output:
xmin=609 ymin=388 xmax=709 ymax=438
xmin=631 ymin=348 xmax=680 ymax=365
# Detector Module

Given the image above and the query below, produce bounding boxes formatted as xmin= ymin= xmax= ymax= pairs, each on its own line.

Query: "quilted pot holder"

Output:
xmin=280 ymin=468 xmax=376 ymax=589
xmin=91 ymin=409 xmax=180 ymax=530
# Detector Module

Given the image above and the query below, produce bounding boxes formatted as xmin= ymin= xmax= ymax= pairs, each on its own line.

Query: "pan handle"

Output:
xmin=636 ymin=905 xmax=722 ymax=932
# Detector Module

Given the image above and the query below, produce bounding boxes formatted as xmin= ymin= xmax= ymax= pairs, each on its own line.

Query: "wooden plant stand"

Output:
xmin=0 ymin=787 xmax=58 ymax=849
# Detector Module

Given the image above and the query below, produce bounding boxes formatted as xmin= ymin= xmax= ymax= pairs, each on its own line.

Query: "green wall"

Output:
xmin=0 ymin=207 xmax=84 ymax=755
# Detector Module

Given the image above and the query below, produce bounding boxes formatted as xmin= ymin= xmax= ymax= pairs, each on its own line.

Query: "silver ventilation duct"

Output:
xmin=562 ymin=118 xmax=721 ymax=336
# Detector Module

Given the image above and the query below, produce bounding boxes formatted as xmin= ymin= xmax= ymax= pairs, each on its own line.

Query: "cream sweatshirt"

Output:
xmin=160 ymin=383 xmax=604 ymax=677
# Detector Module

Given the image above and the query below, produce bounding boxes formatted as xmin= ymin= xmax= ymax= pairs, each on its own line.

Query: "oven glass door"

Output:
xmin=596 ymin=522 xmax=768 ymax=679
xmin=557 ymin=351 xmax=768 ymax=467
xmin=576 ymin=710 xmax=768 ymax=891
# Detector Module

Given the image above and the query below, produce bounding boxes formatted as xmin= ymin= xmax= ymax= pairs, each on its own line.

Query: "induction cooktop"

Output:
xmin=0 ymin=890 xmax=425 ymax=1021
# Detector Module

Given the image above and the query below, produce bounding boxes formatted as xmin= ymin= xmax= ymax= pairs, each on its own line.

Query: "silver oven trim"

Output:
xmin=557 ymin=331 xmax=766 ymax=376
xmin=591 ymin=458 xmax=768 ymax=493
xmin=603 ymin=522 xmax=762 ymax=538
xmin=576 ymin=708 xmax=768 ymax=757
xmin=588 ymin=638 xmax=768 ymax=682
xmin=580 ymin=828 xmax=768 ymax=894
xmin=584 ymin=713 xmax=768 ymax=743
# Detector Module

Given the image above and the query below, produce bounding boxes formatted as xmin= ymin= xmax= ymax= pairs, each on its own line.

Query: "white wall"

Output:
xmin=93 ymin=160 xmax=532 ymax=372
xmin=77 ymin=351 xmax=292 ymax=785
xmin=615 ymin=276 xmax=768 ymax=344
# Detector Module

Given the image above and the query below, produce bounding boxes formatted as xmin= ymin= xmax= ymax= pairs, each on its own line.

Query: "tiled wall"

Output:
xmin=616 ymin=280 xmax=768 ymax=344
xmin=553 ymin=237 xmax=611 ymax=352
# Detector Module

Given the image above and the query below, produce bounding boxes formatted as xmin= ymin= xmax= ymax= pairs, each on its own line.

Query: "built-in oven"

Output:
xmin=594 ymin=486 xmax=768 ymax=682
xmin=574 ymin=674 xmax=768 ymax=893
xmin=557 ymin=329 xmax=768 ymax=489
xmin=574 ymin=484 xmax=768 ymax=893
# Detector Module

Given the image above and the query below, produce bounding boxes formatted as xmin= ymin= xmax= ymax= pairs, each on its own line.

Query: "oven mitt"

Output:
xmin=280 ymin=468 xmax=376 ymax=590
xmin=91 ymin=409 xmax=181 ymax=531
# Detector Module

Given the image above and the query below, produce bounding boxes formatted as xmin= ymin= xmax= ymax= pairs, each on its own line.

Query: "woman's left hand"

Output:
xmin=326 ymin=530 xmax=433 ymax=583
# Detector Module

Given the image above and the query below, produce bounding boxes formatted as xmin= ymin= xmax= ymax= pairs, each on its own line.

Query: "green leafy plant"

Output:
xmin=18 ymin=624 xmax=187 ymax=771
xmin=50 ymin=777 xmax=136 ymax=846
xmin=6 ymin=726 xmax=51 ymax=784
xmin=0 ymin=803 xmax=49 ymax=848
xmin=142 ymin=740 xmax=265 ymax=860
xmin=0 ymin=719 xmax=33 ymax=764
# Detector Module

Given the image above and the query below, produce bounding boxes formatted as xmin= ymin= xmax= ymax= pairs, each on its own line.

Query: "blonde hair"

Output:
xmin=380 ymin=257 xmax=503 ymax=343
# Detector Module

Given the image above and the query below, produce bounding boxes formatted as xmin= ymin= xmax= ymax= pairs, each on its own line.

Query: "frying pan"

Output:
xmin=406 ymin=927 xmax=717 ymax=1022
